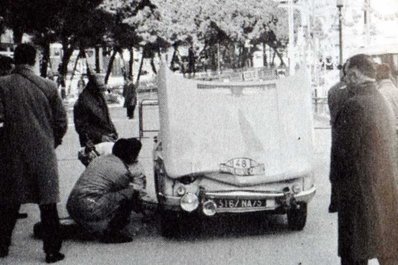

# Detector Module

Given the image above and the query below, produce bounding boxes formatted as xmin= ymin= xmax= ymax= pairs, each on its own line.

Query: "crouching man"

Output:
xmin=67 ymin=138 xmax=146 ymax=243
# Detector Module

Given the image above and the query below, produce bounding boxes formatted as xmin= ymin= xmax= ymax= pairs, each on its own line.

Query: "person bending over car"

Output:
xmin=66 ymin=138 xmax=146 ymax=243
xmin=73 ymin=73 xmax=118 ymax=147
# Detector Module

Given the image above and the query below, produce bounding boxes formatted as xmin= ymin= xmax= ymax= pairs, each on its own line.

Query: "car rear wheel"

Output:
xmin=287 ymin=202 xmax=307 ymax=231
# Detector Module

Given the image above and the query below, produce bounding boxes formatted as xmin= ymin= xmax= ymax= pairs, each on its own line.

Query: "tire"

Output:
xmin=287 ymin=202 xmax=307 ymax=231
xmin=160 ymin=210 xmax=180 ymax=238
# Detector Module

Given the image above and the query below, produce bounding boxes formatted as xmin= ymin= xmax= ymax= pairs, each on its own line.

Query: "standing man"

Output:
xmin=123 ymin=79 xmax=137 ymax=119
xmin=0 ymin=44 xmax=67 ymax=263
xmin=73 ymin=73 xmax=118 ymax=147
xmin=327 ymin=63 xmax=350 ymax=213
xmin=0 ymin=54 xmax=28 ymax=220
xmin=331 ymin=54 xmax=398 ymax=265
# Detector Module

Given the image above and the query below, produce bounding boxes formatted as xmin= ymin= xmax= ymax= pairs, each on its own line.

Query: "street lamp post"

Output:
xmin=337 ymin=0 xmax=344 ymax=73
xmin=288 ymin=0 xmax=295 ymax=75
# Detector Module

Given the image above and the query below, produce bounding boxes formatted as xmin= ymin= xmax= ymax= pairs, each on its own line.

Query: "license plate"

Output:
xmin=214 ymin=198 xmax=266 ymax=209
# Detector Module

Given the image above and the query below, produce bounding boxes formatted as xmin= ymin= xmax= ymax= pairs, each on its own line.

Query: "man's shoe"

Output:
xmin=45 ymin=252 xmax=65 ymax=263
xmin=100 ymin=232 xmax=133 ymax=244
xmin=328 ymin=203 xmax=338 ymax=213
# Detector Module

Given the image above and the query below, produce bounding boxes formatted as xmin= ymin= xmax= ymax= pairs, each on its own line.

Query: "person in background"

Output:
xmin=56 ymin=64 xmax=66 ymax=100
xmin=0 ymin=55 xmax=14 ymax=76
xmin=77 ymin=75 xmax=86 ymax=95
xmin=0 ymin=44 xmax=67 ymax=263
xmin=331 ymin=54 xmax=398 ymax=265
xmin=0 ymin=55 xmax=14 ymax=126
xmin=327 ymin=62 xmax=350 ymax=213
xmin=67 ymin=138 xmax=146 ymax=243
xmin=73 ymin=73 xmax=118 ymax=147
xmin=376 ymin=63 xmax=398 ymax=131
xmin=123 ymin=79 xmax=137 ymax=119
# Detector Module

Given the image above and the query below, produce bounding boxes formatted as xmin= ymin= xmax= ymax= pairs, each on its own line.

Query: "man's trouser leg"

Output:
xmin=341 ymin=256 xmax=368 ymax=265
xmin=0 ymin=203 xmax=20 ymax=255
xmin=39 ymin=204 xmax=62 ymax=254
xmin=108 ymin=198 xmax=134 ymax=232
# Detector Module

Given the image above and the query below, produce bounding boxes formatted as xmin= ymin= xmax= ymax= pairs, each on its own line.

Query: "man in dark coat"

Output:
xmin=331 ymin=54 xmax=398 ymax=265
xmin=73 ymin=74 xmax=118 ymax=147
xmin=0 ymin=44 xmax=67 ymax=263
xmin=327 ymin=63 xmax=350 ymax=213
xmin=123 ymin=80 xmax=137 ymax=119
xmin=0 ymin=54 xmax=28 ymax=220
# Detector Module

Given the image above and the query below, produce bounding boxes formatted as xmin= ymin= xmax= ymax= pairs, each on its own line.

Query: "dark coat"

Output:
xmin=0 ymin=65 xmax=67 ymax=205
xmin=327 ymin=81 xmax=350 ymax=209
xmin=330 ymin=81 xmax=398 ymax=260
xmin=73 ymin=81 xmax=118 ymax=147
xmin=123 ymin=82 xmax=137 ymax=109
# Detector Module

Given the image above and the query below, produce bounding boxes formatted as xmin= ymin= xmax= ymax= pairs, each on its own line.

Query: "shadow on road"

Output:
xmin=131 ymin=211 xmax=298 ymax=242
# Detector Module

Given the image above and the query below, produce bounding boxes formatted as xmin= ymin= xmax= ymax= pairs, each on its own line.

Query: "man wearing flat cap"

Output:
xmin=67 ymin=138 xmax=146 ymax=243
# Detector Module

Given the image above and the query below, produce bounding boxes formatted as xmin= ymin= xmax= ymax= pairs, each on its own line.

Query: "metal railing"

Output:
xmin=138 ymin=99 xmax=159 ymax=140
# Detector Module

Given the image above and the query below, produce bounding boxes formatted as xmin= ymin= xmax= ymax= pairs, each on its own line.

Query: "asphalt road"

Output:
xmin=2 ymin=95 xmax=380 ymax=265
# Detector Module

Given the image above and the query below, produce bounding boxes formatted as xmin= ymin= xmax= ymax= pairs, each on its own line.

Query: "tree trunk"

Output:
xmin=128 ymin=47 xmax=134 ymax=80
xmin=60 ymin=40 xmax=74 ymax=76
xmin=40 ymin=42 xmax=50 ymax=78
xmin=150 ymin=56 xmax=157 ymax=74
xmin=104 ymin=48 xmax=118 ymax=84
xmin=95 ymin=46 xmax=100 ymax=73
xmin=135 ymin=47 xmax=145 ymax=87
xmin=170 ymin=46 xmax=178 ymax=70
xmin=263 ymin=42 xmax=268 ymax=67
xmin=271 ymin=46 xmax=285 ymax=66
xmin=68 ymin=50 xmax=83 ymax=94
xmin=118 ymin=49 xmax=129 ymax=84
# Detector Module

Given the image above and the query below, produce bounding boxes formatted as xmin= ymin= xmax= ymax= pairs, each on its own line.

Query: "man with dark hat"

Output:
xmin=331 ymin=54 xmax=398 ymax=265
xmin=66 ymin=138 xmax=146 ymax=243
xmin=73 ymin=73 xmax=118 ymax=147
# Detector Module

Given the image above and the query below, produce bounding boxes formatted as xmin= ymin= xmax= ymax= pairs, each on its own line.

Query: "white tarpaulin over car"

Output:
xmin=157 ymin=66 xmax=314 ymax=182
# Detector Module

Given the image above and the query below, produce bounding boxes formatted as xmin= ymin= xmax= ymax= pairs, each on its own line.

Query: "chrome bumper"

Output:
xmin=160 ymin=186 xmax=316 ymax=213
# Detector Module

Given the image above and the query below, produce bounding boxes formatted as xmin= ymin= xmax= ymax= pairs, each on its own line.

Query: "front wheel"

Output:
xmin=287 ymin=202 xmax=307 ymax=231
xmin=160 ymin=210 xmax=180 ymax=238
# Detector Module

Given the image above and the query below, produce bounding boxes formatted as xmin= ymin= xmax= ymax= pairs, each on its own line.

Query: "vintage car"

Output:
xmin=143 ymin=65 xmax=316 ymax=237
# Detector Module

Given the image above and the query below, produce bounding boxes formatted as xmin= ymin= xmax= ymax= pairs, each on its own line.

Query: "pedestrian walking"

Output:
xmin=376 ymin=63 xmax=398 ymax=130
xmin=73 ymin=73 xmax=118 ymax=147
xmin=0 ymin=44 xmax=68 ymax=263
xmin=123 ymin=80 xmax=137 ymax=119
xmin=327 ymin=63 xmax=350 ymax=213
xmin=67 ymin=138 xmax=146 ymax=243
xmin=330 ymin=54 xmax=398 ymax=265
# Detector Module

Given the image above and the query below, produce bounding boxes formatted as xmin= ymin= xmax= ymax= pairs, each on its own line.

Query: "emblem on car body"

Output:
xmin=219 ymin=157 xmax=265 ymax=176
